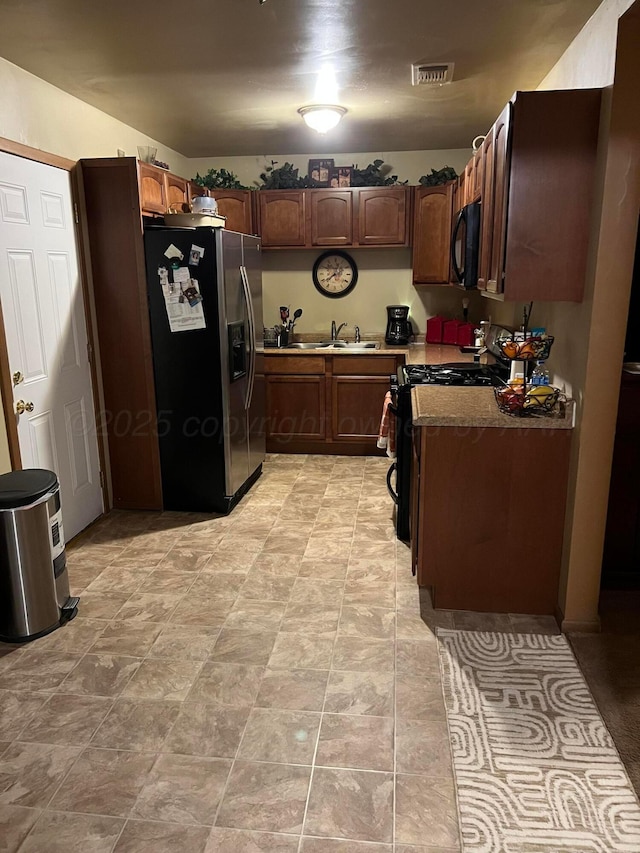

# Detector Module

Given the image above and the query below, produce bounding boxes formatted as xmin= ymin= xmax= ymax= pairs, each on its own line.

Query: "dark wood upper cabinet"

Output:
xmin=211 ymin=190 xmax=254 ymax=235
xmin=258 ymin=191 xmax=306 ymax=247
xmin=412 ymin=184 xmax=454 ymax=285
xmin=188 ymin=182 xmax=208 ymax=200
xmin=309 ymin=190 xmax=353 ymax=246
xmin=138 ymin=163 xmax=166 ymax=215
xmin=471 ymin=149 xmax=483 ymax=201
xmin=356 ymin=187 xmax=409 ymax=246
xmin=486 ymin=102 xmax=511 ymax=295
xmin=164 ymin=173 xmax=189 ymax=211
xmin=479 ymin=88 xmax=601 ymax=301
xmin=477 ymin=131 xmax=495 ymax=292
xmin=257 ymin=186 xmax=409 ymax=249
xmin=463 ymin=160 xmax=473 ymax=206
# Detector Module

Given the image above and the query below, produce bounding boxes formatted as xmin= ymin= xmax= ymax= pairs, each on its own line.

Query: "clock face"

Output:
xmin=312 ymin=250 xmax=358 ymax=298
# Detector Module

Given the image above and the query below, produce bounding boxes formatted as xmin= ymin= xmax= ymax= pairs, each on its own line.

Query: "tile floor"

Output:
xmin=0 ymin=454 xmax=560 ymax=853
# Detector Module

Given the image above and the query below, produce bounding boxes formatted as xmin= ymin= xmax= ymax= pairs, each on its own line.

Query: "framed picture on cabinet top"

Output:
xmin=309 ymin=158 xmax=334 ymax=187
xmin=329 ymin=166 xmax=352 ymax=188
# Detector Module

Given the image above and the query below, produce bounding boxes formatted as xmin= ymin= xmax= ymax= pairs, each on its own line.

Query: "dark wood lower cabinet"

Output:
xmin=413 ymin=425 xmax=572 ymax=614
xmin=266 ymin=376 xmax=325 ymax=440
xmin=265 ymin=353 xmax=403 ymax=454
xmin=331 ymin=376 xmax=389 ymax=441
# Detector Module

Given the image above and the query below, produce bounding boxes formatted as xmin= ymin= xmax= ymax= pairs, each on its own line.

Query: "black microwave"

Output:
xmin=451 ymin=201 xmax=481 ymax=289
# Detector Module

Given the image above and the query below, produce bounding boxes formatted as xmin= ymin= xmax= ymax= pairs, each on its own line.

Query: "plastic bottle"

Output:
xmin=530 ymin=361 xmax=550 ymax=386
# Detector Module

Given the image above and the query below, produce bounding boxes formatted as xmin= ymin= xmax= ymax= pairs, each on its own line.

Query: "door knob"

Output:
xmin=12 ymin=371 xmax=24 ymax=386
xmin=15 ymin=400 xmax=34 ymax=415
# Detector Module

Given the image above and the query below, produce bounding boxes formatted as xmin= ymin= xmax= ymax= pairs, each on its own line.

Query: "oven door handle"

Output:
xmin=386 ymin=462 xmax=398 ymax=505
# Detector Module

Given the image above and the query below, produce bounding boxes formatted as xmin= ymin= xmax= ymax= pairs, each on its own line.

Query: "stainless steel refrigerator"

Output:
xmin=144 ymin=227 xmax=265 ymax=513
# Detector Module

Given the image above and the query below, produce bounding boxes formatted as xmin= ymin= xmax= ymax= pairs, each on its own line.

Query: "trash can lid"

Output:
xmin=0 ymin=469 xmax=58 ymax=509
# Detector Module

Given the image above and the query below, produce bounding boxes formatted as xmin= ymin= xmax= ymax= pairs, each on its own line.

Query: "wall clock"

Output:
xmin=312 ymin=250 xmax=358 ymax=298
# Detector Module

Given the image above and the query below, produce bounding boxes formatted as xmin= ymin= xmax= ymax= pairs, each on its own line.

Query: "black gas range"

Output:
xmin=388 ymin=361 xmax=505 ymax=545
xmin=402 ymin=362 xmax=503 ymax=387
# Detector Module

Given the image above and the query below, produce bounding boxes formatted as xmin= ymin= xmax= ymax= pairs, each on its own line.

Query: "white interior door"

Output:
xmin=0 ymin=151 xmax=103 ymax=539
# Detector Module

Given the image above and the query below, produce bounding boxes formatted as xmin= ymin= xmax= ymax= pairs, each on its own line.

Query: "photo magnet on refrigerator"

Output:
xmin=189 ymin=244 xmax=205 ymax=265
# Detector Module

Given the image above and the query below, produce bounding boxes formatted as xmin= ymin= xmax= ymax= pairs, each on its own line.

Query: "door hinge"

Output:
xmin=99 ymin=470 xmax=105 ymax=488
xmin=87 ymin=342 xmax=93 ymax=364
xmin=74 ymin=202 xmax=79 ymax=224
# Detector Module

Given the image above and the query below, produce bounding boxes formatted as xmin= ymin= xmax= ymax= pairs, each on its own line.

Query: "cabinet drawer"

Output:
xmin=331 ymin=355 xmax=398 ymax=376
xmin=265 ymin=355 xmax=325 ymax=374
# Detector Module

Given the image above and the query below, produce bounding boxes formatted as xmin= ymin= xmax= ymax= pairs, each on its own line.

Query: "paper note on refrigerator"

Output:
xmin=172 ymin=266 xmax=191 ymax=284
xmin=161 ymin=282 xmax=206 ymax=333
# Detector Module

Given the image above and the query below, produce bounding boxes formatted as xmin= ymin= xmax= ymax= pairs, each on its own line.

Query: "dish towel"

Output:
xmin=377 ymin=391 xmax=396 ymax=457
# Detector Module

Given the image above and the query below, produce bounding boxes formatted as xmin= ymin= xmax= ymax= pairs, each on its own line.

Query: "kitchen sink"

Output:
xmin=327 ymin=341 xmax=378 ymax=349
xmin=285 ymin=341 xmax=379 ymax=350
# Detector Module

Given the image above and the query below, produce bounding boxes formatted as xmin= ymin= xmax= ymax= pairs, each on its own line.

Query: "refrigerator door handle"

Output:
xmin=240 ymin=264 xmax=256 ymax=411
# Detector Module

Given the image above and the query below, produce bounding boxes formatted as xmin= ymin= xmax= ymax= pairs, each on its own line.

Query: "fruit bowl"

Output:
xmin=494 ymin=384 xmax=561 ymax=417
xmin=497 ymin=335 xmax=554 ymax=361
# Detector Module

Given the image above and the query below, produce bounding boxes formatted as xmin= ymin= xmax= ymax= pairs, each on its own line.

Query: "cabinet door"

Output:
xmin=411 ymin=427 xmax=422 ymax=581
xmin=188 ymin=182 xmax=208 ymax=200
xmin=456 ymin=170 xmax=466 ymax=211
xmin=164 ymin=173 xmax=189 ymax=212
xmin=138 ymin=163 xmax=166 ymax=215
xmin=258 ymin=191 xmax=306 ymax=247
xmin=412 ymin=184 xmax=454 ymax=285
xmin=331 ymin=375 xmax=389 ymax=440
xmin=211 ymin=190 xmax=254 ymax=235
xmin=472 ymin=150 xmax=483 ymax=201
xmin=266 ymin=375 xmax=325 ymax=438
xmin=487 ymin=102 xmax=512 ymax=294
xmin=309 ymin=190 xmax=353 ymax=246
xmin=463 ymin=161 xmax=474 ymax=205
xmin=477 ymin=131 xmax=494 ymax=291
xmin=357 ymin=187 xmax=409 ymax=246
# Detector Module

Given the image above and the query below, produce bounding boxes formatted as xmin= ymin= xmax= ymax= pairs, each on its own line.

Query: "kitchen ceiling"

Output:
xmin=0 ymin=0 xmax=601 ymax=157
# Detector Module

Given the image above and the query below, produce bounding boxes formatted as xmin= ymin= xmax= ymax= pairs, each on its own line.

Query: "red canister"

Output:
xmin=456 ymin=322 xmax=476 ymax=347
xmin=443 ymin=319 xmax=462 ymax=345
xmin=426 ymin=315 xmax=445 ymax=344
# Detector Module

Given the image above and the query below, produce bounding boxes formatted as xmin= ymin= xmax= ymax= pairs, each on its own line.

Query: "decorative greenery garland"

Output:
xmin=192 ymin=161 xmax=458 ymax=190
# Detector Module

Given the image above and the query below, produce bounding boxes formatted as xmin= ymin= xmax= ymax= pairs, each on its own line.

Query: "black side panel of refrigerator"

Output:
xmin=144 ymin=228 xmax=227 ymax=512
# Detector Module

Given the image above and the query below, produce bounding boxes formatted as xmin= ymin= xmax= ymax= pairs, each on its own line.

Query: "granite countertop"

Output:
xmin=411 ymin=386 xmax=575 ymax=430
xmin=264 ymin=340 xmax=475 ymax=361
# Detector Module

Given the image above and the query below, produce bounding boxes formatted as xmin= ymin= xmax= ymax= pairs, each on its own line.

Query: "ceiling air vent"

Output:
xmin=411 ymin=62 xmax=454 ymax=86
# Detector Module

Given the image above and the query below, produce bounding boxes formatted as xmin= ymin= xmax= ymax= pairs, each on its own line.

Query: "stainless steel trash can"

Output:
xmin=0 ymin=469 xmax=78 ymax=642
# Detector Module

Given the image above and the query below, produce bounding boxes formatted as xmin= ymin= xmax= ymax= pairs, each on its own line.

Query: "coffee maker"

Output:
xmin=385 ymin=305 xmax=414 ymax=345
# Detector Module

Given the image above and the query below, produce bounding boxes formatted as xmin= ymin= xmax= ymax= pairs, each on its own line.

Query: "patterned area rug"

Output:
xmin=437 ymin=630 xmax=640 ymax=852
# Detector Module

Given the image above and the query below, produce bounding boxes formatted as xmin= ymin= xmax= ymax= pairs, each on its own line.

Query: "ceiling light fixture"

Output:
xmin=297 ymin=104 xmax=347 ymax=134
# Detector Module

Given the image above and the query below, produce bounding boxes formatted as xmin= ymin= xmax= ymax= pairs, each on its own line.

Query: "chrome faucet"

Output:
xmin=354 ymin=325 xmax=361 ymax=343
xmin=331 ymin=320 xmax=348 ymax=341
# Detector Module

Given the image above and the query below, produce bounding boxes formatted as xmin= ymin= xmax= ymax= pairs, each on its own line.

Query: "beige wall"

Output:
xmin=188 ymin=149 xmax=471 ymax=189
xmin=263 ymin=250 xmax=485 ymax=339
xmin=0 ymin=57 xmax=189 ymax=175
